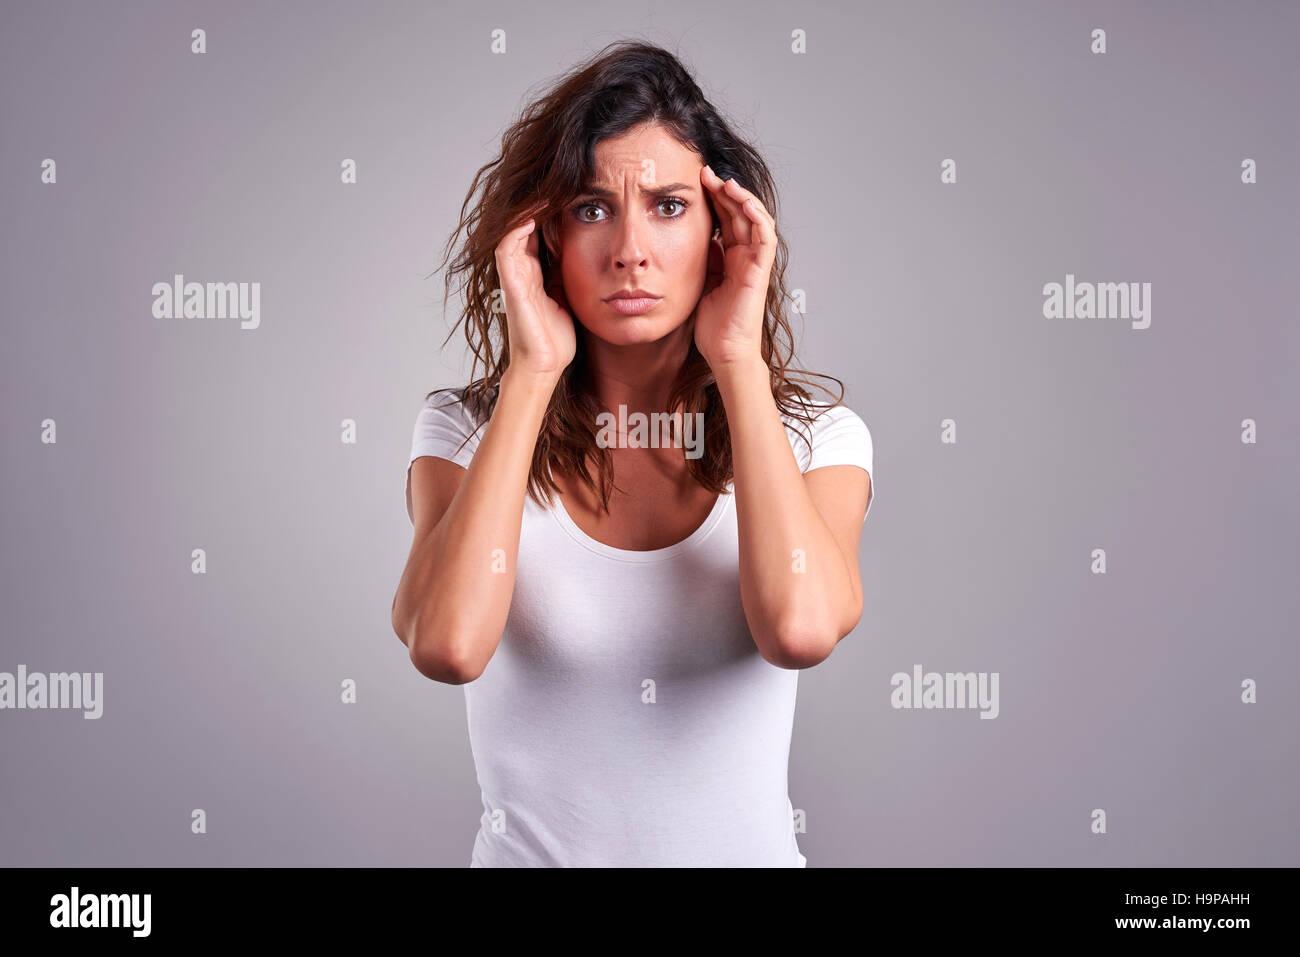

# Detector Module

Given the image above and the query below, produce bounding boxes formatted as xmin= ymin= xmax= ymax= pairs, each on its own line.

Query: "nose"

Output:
xmin=612 ymin=211 xmax=648 ymax=270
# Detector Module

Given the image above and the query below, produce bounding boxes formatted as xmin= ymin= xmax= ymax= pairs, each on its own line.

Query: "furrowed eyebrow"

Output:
xmin=580 ymin=181 xmax=695 ymax=198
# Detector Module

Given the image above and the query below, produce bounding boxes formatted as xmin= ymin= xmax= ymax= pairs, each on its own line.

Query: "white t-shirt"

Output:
xmin=403 ymin=388 xmax=875 ymax=867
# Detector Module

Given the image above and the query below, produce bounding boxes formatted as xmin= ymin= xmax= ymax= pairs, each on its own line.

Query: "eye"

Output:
xmin=658 ymin=198 xmax=688 ymax=217
xmin=570 ymin=197 xmax=689 ymax=223
xmin=572 ymin=202 xmax=606 ymax=223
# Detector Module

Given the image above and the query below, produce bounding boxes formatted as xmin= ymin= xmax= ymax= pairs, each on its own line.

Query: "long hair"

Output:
xmin=426 ymin=39 xmax=844 ymax=512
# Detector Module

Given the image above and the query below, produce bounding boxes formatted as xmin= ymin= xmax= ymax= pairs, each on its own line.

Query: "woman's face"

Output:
xmin=553 ymin=122 xmax=716 ymax=346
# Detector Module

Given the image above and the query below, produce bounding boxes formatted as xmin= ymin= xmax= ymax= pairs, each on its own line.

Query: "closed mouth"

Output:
xmin=605 ymin=290 xmax=661 ymax=301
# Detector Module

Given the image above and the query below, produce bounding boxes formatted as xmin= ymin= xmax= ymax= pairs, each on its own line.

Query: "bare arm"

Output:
xmin=391 ymin=211 xmax=574 ymax=684
xmin=690 ymin=165 xmax=869 ymax=670
xmin=392 ymin=367 xmax=560 ymax=683
xmin=715 ymin=357 xmax=871 ymax=670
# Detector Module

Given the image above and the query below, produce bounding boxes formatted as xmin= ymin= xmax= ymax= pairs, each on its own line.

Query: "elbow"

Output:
xmin=407 ymin=629 xmax=483 ymax=685
xmin=763 ymin=602 xmax=862 ymax=670
xmin=394 ymin=592 xmax=484 ymax=684
xmin=762 ymin=621 xmax=836 ymax=670
xmin=764 ymin=640 xmax=832 ymax=670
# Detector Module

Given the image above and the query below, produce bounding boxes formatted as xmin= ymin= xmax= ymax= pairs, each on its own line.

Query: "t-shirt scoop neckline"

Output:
xmin=546 ymin=480 xmax=733 ymax=564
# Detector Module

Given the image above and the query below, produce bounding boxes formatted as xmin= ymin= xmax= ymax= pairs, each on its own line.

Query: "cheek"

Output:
xmin=666 ymin=229 xmax=711 ymax=292
xmin=559 ymin=250 xmax=593 ymax=300
xmin=557 ymin=229 xmax=598 ymax=294
xmin=653 ymin=215 xmax=709 ymax=273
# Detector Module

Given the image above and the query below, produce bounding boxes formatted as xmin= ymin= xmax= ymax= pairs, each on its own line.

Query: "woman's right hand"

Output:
xmin=494 ymin=214 xmax=577 ymax=379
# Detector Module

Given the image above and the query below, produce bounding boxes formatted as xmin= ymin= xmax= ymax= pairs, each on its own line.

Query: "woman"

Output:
xmin=392 ymin=40 xmax=875 ymax=867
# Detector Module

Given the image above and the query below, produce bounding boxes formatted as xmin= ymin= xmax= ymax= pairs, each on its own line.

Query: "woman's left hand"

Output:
xmin=692 ymin=164 xmax=777 ymax=369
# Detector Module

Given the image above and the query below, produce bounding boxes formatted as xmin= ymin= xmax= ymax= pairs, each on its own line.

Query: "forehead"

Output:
xmin=589 ymin=125 xmax=699 ymax=185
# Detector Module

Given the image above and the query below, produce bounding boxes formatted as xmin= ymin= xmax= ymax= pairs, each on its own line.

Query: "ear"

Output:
xmin=702 ymin=233 xmax=725 ymax=295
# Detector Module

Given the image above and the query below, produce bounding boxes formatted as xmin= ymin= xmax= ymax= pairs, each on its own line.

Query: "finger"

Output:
xmin=703 ymin=165 xmax=751 ymax=247
xmin=496 ymin=220 xmax=532 ymax=268
xmin=740 ymin=196 xmax=776 ymax=265
xmin=524 ymin=218 xmax=539 ymax=259
xmin=701 ymin=164 xmax=750 ymax=247
xmin=502 ymin=216 xmax=541 ymax=265
xmin=700 ymin=164 xmax=734 ymax=248
xmin=721 ymin=176 xmax=775 ymax=237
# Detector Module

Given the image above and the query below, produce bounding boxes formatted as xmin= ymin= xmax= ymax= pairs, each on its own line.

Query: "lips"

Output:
xmin=604 ymin=292 xmax=662 ymax=316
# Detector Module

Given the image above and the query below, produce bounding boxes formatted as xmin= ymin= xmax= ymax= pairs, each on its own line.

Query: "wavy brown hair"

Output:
xmin=425 ymin=39 xmax=845 ymax=512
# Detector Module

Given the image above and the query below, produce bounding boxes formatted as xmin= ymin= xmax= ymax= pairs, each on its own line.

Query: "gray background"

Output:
xmin=2 ymin=0 xmax=1296 ymax=866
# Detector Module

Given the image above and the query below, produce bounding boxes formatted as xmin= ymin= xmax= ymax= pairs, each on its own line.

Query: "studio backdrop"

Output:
xmin=1 ymin=0 xmax=1296 ymax=866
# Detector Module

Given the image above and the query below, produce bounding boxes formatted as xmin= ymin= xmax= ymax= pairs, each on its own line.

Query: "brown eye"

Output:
xmin=572 ymin=202 xmax=605 ymax=223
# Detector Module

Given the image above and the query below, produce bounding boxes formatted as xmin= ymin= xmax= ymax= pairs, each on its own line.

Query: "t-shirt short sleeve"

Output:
xmin=784 ymin=402 xmax=876 ymax=522
xmin=404 ymin=390 xmax=485 ymax=526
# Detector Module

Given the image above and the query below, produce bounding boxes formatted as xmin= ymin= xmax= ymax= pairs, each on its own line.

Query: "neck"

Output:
xmin=578 ymin=321 xmax=696 ymax=413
